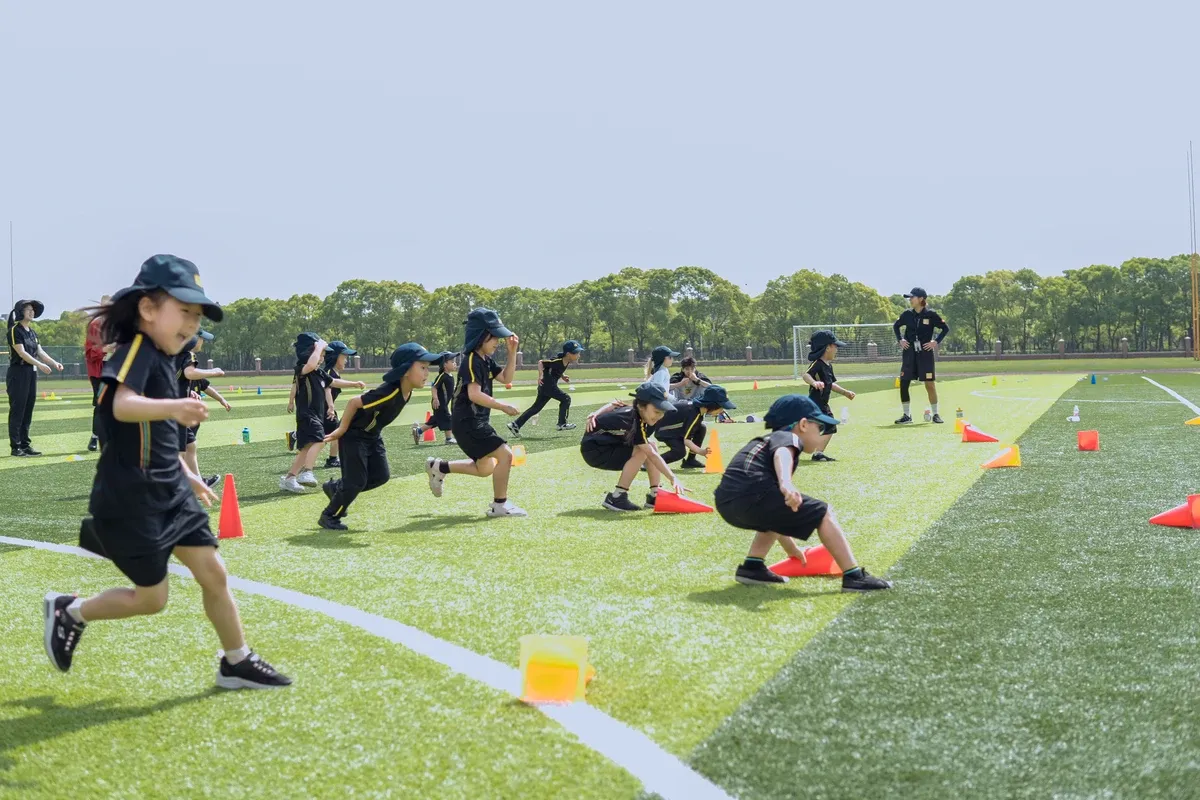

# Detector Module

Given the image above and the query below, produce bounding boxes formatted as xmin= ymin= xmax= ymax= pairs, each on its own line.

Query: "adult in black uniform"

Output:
xmin=655 ymin=384 xmax=736 ymax=469
xmin=508 ymin=339 xmax=583 ymax=436
xmin=7 ymin=299 xmax=63 ymax=456
xmin=892 ymin=288 xmax=950 ymax=424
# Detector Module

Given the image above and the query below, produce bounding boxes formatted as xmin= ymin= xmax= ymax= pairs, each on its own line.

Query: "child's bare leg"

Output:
xmin=816 ymin=433 xmax=833 ymax=452
xmin=646 ymin=459 xmax=663 ymax=490
xmin=174 ymin=546 xmax=245 ymax=651
xmin=774 ymin=533 xmax=805 ymax=558
xmin=304 ymin=443 xmax=322 ymax=471
xmin=489 ymin=445 xmax=513 ymax=498
xmin=814 ymin=508 xmax=859 ymax=572
xmin=329 ymin=440 xmax=339 ymax=459
xmin=448 ymin=457 xmax=496 ymax=477
xmin=184 ymin=444 xmax=200 ymax=476
xmin=617 ymin=448 xmax=649 ymax=490
xmin=746 ymin=531 xmax=778 ymax=559
xmin=286 ymin=449 xmax=308 ymax=476
xmin=80 ymin=581 xmax=169 ymax=620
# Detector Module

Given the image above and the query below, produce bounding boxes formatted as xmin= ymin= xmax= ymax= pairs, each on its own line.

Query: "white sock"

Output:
xmin=225 ymin=645 xmax=251 ymax=665
xmin=931 ymin=403 xmax=939 ymax=415
xmin=67 ymin=597 xmax=86 ymax=623
xmin=902 ymin=403 xmax=911 ymax=416
xmin=614 ymin=487 xmax=627 ymax=497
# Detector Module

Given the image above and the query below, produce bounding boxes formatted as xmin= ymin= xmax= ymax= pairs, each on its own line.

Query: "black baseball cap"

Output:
xmin=695 ymin=385 xmax=737 ymax=410
xmin=434 ymin=350 xmax=460 ymax=366
xmin=631 ymin=381 xmax=675 ymax=411
xmin=807 ymin=329 xmax=848 ymax=360
xmin=294 ymin=332 xmax=324 ymax=361
xmin=764 ymin=394 xmax=838 ymax=430
xmin=112 ymin=255 xmax=223 ymax=322
xmin=903 ymin=287 xmax=928 ymax=299
xmin=652 ymin=345 xmax=681 ymax=361
xmin=183 ymin=329 xmax=215 ymax=351
xmin=323 ymin=340 xmax=357 ymax=368
xmin=382 ymin=342 xmax=439 ymax=383
xmin=562 ymin=340 xmax=584 ymax=354
xmin=463 ymin=307 xmax=514 ymax=352
xmin=11 ymin=300 xmax=45 ymax=320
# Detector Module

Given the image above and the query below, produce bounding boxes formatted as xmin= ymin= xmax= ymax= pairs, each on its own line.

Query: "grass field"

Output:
xmin=2 ymin=368 xmax=1199 ymax=798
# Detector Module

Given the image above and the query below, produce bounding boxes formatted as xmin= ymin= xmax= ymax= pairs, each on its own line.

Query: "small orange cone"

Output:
xmin=752 ymin=380 xmax=759 ymax=390
xmin=218 ymin=474 xmax=244 ymax=539
xmin=954 ymin=418 xmax=969 ymax=434
xmin=962 ymin=424 xmax=999 ymax=443
xmin=768 ymin=545 xmax=843 ymax=577
xmin=506 ymin=383 xmax=513 ymax=390
xmin=1078 ymin=430 xmax=1099 ymax=451
xmin=653 ymin=490 xmax=714 ymax=514
xmin=1187 ymin=416 xmax=1200 ymax=426
xmin=981 ymin=445 xmax=1021 ymax=469
xmin=704 ymin=428 xmax=725 ymax=474
xmin=1149 ymin=494 xmax=1200 ymax=528
xmin=512 ymin=444 xmax=527 ymax=466
xmin=422 ymin=412 xmax=435 ymax=442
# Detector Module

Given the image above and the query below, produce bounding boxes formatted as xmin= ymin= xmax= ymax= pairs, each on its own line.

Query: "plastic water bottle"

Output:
xmin=242 ymin=427 xmax=250 ymax=444
xmin=956 ymin=407 xmax=964 ymax=419
xmin=531 ymin=414 xmax=540 ymax=426
xmin=1073 ymin=405 xmax=1080 ymax=418
xmin=840 ymin=407 xmax=849 ymax=424
xmin=923 ymin=409 xmax=932 ymax=422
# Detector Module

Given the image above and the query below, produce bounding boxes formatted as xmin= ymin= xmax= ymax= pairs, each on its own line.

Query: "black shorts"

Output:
xmin=451 ymin=417 xmax=507 ymax=461
xmin=81 ymin=496 xmax=218 ymax=587
xmin=817 ymin=403 xmax=838 ymax=436
xmin=581 ymin=438 xmax=635 ymax=471
xmin=177 ymin=424 xmax=199 ymax=452
xmin=715 ymin=489 xmax=828 ymax=540
xmin=901 ymin=349 xmax=936 ymax=382
xmin=295 ymin=410 xmax=326 ymax=448
xmin=429 ymin=405 xmax=453 ymax=432
xmin=322 ymin=413 xmax=341 ymax=436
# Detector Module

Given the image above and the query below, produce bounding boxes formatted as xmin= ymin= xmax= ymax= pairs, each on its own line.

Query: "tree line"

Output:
xmin=25 ymin=254 xmax=1198 ymax=366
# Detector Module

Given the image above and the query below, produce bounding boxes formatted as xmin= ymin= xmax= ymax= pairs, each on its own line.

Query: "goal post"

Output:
xmin=792 ymin=324 xmax=901 ymax=380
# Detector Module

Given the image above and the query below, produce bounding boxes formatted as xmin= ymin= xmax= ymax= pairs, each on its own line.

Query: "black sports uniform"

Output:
xmin=715 ymin=430 xmax=829 ymax=540
xmin=893 ymin=307 xmax=949 ymax=383
xmin=451 ymin=351 xmax=506 ymax=461
xmin=6 ymin=322 xmax=40 ymax=453
xmin=429 ymin=370 xmax=455 ymax=432
xmin=293 ymin=362 xmax=329 ymax=448
xmin=323 ymin=366 xmax=343 ymax=436
xmin=654 ymin=399 xmax=707 ymax=464
xmin=580 ymin=407 xmax=656 ymax=471
xmin=322 ymin=381 xmax=411 ymax=519
xmin=805 ymin=358 xmax=838 ymax=436
xmin=514 ymin=356 xmax=571 ymax=429
xmin=175 ymin=349 xmax=209 ymax=450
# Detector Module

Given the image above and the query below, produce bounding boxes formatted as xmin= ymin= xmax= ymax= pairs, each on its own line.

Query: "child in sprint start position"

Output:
xmin=715 ymin=394 xmax=892 ymax=591
xmin=412 ymin=351 xmax=459 ymax=446
xmin=508 ymin=339 xmax=583 ymax=437
xmin=45 ymin=254 xmax=291 ymax=688
xmin=425 ymin=308 xmax=527 ymax=518
xmin=801 ymin=330 xmax=855 ymax=462
xmin=319 ymin=343 xmax=440 ymax=530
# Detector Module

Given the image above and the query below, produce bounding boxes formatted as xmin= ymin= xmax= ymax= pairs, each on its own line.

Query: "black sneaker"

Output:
xmin=602 ymin=492 xmax=641 ymax=512
xmin=22 ymin=446 xmax=42 ymax=456
xmin=894 ymin=415 xmax=913 ymax=425
xmin=318 ymin=513 xmax=348 ymax=531
xmin=322 ymin=479 xmax=338 ymax=502
xmin=507 ymin=421 xmax=522 ymax=438
xmin=10 ymin=449 xmax=28 ymax=458
xmin=204 ymin=474 xmax=221 ymax=488
xmin=931 ymin=414 xmax=944 ymax=424
xmin=644 ymin=492 xmax=661 ymax=509
xmin=812 ymin=452 xmax=837 ymax=462
xmin=286 ymin=431 xmax=296 ymax=452
xmin=680 ymin=456 xmax=704 ymax=469
xmin=735 ymin=562 xmax=788 ymax=586
xmin=325 ymin=457 xmax=341 ymax=468
xmin=842 ymin=569 xmax=893 ymax=592
xmin=216 ymin=652 xmax=293 ymax=689
xmin=43 ymin=592 xmax=85 ymax=672
xmin=556 ymin=423 xmax=577 ymax=431
xmin=87 ymin=435 xmax=99 ymax=452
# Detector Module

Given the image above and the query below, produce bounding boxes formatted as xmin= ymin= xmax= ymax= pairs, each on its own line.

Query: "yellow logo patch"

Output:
xmin=926 ymin=372 xmax=933 ymax=379
xmin=194 ymin=273 xmax=204 ymax=288
xmin=922 ymin=318 xmax=930 ymax=325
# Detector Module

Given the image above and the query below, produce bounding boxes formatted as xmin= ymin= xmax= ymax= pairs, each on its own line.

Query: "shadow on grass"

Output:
xmin=687 ymin=584 xmax=832 ymax=610
xmin=54 ymin=494 xmax=91 ymax=502
xmin=286 ymin=529 xmax=370 ymax=549
xmin=382 ymin=513 xmax=484 ymax=534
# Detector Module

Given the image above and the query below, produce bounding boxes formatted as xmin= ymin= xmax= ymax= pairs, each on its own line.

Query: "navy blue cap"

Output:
xmin=294 ymin=332 xmax=322 ymax=361
xmin=695 ymin=385 xmax=736 ymax=410
xmin=197 ymin=330 xmax=215 ymax=342
xmin=10 ymin=300 xmax=44 ymax=320
xmin=463 ymin=307 xmax=514 ymax=352
xmin=112 ymin=255 xmax=223 ymax=322
xmin=652 ymin=345 xmax=681 ymax=361
xmin=631 ymin=381 xmax=675 ymax=412
xmin=903 ymin=287 xmax=928 ymax=299
xmin=323 ymin=340 xmax=356 ymax=368
xmin=562 ymin=340 xmax=584 ymax=354
xmin=764 ymin=394 xmax=838 ymax=430
xmin=807 ymin=329 xmax=848 ymax=360
xmin=434 ymin=351 xmax=460 ymax=366
xmin=382 ymin=342 xmax=439 ymax=383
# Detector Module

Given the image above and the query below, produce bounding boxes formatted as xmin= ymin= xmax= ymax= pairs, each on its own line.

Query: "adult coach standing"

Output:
xmin=85 ymin=295 xmax=114 ymax=451
xmin=7 ymin=299 xmax=63 ymax=456
xmin=893 ymin=287 xmax=949 ymax=425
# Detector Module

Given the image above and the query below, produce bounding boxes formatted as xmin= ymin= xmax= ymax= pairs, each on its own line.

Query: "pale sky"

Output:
xmin=2 ymin=1 xmax=1198 ymax=318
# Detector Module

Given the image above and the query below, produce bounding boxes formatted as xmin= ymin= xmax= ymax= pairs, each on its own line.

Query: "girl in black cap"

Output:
xmin=801 ymin=331 xmax=856 ymax=462
xmin=177 ymin=331 xmax=230 ymax=487
xmin=282 ymin=333 xmax=330 ymax=493
xmin=508 ymin=339 xmax=583 ymax=437
xmin=320 ymin=340 xmax=364 ymax=469
xmin=7 ymin=299 xmax=63 ymax=456
xmin=43 ymin=254 xmax=291 ymax=689
xmin=644 ymin=345 xmax=682 ymax=394
xmin=715 ymin=393 xmax=892 ymax=591
xmin=581 ymin=382 xmax=687 ymax=512
xmin=413 ymin=352 xmax=459 ymax=446
xmin=893 ymin=288 xmax=950 ymax=424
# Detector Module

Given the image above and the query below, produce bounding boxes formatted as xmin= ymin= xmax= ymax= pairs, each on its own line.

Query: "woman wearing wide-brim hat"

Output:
xmin=6 ymin=299 xmax=63 ymax=456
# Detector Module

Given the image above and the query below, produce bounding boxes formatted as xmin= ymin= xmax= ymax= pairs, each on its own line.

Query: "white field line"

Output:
xmin=0 ymin=535 xmax=731 ymax=800
xmin=970 ymin=389 xmax=1179 ymax=405
xmin=1140 ymin=377 xmax=1200 ymax=415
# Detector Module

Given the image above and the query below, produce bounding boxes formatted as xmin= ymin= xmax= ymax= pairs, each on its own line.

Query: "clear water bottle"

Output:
xmin=531 ymin=414 xmax=540 ymax=426
xmin=923 ymin=409 xmax=932 ymax=422
xmin=840 ymin=407 xmax=849 ymax=424
xmin=1073 ymin=405 xmax=1080 ymax=418
xmin=956 ymin=407 xmax=964 ymax=419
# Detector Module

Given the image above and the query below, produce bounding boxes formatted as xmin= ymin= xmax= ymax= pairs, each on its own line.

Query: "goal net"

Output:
xmin=792 ymin=324 xmax=901 ymax=380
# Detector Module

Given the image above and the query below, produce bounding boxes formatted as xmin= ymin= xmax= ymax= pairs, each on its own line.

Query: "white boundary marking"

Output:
xmin=1140 ymin=377 xmax=1200 ymax=415
xmin=970 ymin=389 xmax=1179 ymax=405
xmin=0 ymin=535 xmax=731 ymax=800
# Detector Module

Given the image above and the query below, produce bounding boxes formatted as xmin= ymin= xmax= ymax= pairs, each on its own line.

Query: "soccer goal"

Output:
xmin=792 ymin=324 xmax=901 ymax=380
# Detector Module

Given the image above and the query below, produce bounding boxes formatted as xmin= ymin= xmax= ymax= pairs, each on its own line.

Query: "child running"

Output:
xmin=177 ymin=330 xmax=230 ymax=487
xmin=801 ymin=330 xmax=855 ymax=462
xmin=412 ymin=351 xmax=459 ymax=446
xmin=281 ymin=332 xmax=329 ymax=493
xmin=43 ymin=254 xmax=291 ymax=689
xmin=714 ymin=394 xmax=892 ymax=591
xmin=508 ymin=339 xmax=583 ymax=437
xmin=425 ymin=308 xmax=526 ymax=518
xmin=319 ymin=343 xmax=440 ymax=530
xmin=321 ymin=340 xmax=365 ymax=468
xmin=655 ymin=384 xmax=736 ymax=469
xmin=581 ymin=382 xmax=686 ymax=512
xmin=893 ymin=287 xmax=950 ymax=424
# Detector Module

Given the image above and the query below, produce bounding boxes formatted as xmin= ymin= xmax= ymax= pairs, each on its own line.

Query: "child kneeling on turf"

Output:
xmin=715 ymin=394 xmax=892 ymax=591
xmin=581 ymin=381 xmax=686 ymax=512
xmin=45 ymin=254 xmax=291 ymax=689
xmin=319 ymin=343 xmax=440 ymax=530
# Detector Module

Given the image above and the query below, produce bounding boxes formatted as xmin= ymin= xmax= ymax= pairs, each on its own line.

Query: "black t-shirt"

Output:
xmin=293 ymin=363 xmax=328 ymax=417
xmin=432 ymin=370 xmax=455 ymax=411
xmin=655 ymin=399 xmax=704 ymax=441
xmin=582 ymin=406 xmax=653 ymax=447
xmin=328 ymin=367 xmax=342 ymax=403
xmin=894 ymin=308 xmax=950 ymax=345
xmin=539 ymin=357 xmax=568 ymax=391
xmin=176 ymin=351 xmax=197 ymax=398
xmin=717 ymin=430 xmax=802 ymax=497
xmin=8 ymin=324 xmax=39 ymax=367
xmin=90 ymin=334 xmax=192 ymax=517
xmin=453 ymin=352 xmax=502 ymax=424
xmin=806 ymin=359 xmax=835 ymax=408
xmin=348 ymin=381 xmax=410 ymax=436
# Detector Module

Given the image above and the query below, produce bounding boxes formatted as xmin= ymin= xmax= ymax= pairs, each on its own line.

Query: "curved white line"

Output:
xmin=0 ymin=535 xmax=731 ymax=800
xmin=1140 ymin=377 xmax=1200 ymax=414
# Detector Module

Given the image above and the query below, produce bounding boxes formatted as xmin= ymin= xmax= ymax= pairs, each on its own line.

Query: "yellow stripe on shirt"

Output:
xmin=468 ymin=355 xmax=477 ymax=383
xmin=362 ymin=388 xmax=399 ymax=410
xmin=116 ymin=334 xmax=143 ymax=383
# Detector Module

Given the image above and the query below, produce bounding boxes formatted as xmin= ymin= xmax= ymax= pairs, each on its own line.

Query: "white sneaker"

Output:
xmin=411 ymin=422 xmax=422 ymax=445
xmin=425 ymin=457 xmax=445 ymax=498
xmin=296 ymin=470 xmax=319 ymax=487
xmin=279 ymin=475 xmax=305 ymax=494
xmin=486 ymin=501 xmax=528 ymax=518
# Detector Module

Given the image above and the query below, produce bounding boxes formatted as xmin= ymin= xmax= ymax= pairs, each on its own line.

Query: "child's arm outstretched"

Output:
xmin=639 ymin=443 xmax=686 ymax=494
xmin=184 ymin=365 xmax=225 ymax=381
xmin=330 ymin=377 xmax=367 ymax=390
xmin=113 ymin=384 xmax=207 ymax=426
xmin=324 ymin=396 xmax=363 ymax=442
xmin=204 ymin=386 xmax=233 ymax=411
xmin=831 ymin=381 xmax=855 ymax=400
xmin=468 ymin=383 xmax=519 ymax=417
xmin=801 ymin=371 xmax=823 ymax=391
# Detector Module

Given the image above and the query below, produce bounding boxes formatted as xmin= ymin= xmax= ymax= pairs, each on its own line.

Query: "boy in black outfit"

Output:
xmin=715 ymin=394 xmax=892 ymax=591
xmin=801 ymin=330 xmax=855 ymax=462
xmin=509 ymin=339 xmax=583 ymax=436
xmin=893 ymin=287 xmax=950 ymax=424
xmin=655 ymin=384 xmax=736 ymax=469
xmin=412 ymin=351 xmax=459 ymax=446
xmin=282 ymin=332 xmax=329 ymax=493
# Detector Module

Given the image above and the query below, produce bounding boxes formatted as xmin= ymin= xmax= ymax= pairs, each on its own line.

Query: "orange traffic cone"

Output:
xmin=768 ymin=545 xmax=843 ymax=577
xmin=981 ymin=445 xmax=1021 ymax=469
xmin=1077 ymin=430 xmax=1099 ymax=451
xmin=753 ymin=380 xmax=759 ymax=390
xmin=218 ymin=474 xmax=244 ymax=539
xmin=1187 ymin=416 xmax=1200 ymax=426
xmin=962 ymin=424 xmax=999 ymax=443
xmin=512 ymin=444 xmax=527 ymax=466
xmin=422 ymin=412 xmax=435 ymax=442
xmin=954 ymin=418 xmax=969 ymax=434
xmin=704 ymin=428 xmax=725 ymax=474
xmin=1149 ymin=494 xmax=1200 ymax=528
xmin=653 ymin=490 xmax=714 ymax=514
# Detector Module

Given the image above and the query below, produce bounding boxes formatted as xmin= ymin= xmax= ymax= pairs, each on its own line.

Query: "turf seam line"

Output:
xmin=0 ymin=535 xmax=733 ymax=800
xmin=1140 ymin=376 xmax=1200 ymax=414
